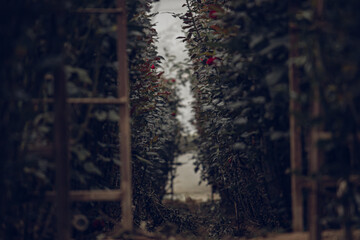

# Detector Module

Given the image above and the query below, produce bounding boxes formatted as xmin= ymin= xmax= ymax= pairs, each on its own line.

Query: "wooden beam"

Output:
xmin=308 ymin=1 xmax=325 ymax=239
xmin=308 ymin=87 xmax=322 ymax=240
xmin=27 ymin=146 xmax=53 ymax=158
xmin=297 ymin=175 xmax=360 ymax=189
xmin=32 ymin=97 xmax=127 ymax=105
xmin=116 ymin=0 xmax=133 ymax=232
xmin=54 ymin=64 xmax=70 ymax=240
xmin=68 ymin=97 xmax=127 ymax=104
xmin=46 ymin=190 xmax=123 ymax=202
xmin=75 ymin=8 xmax=123 ymax=14
xmin=289 ymin=2 xmax=304 ymax=231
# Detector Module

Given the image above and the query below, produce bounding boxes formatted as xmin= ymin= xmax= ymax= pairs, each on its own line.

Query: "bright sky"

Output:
xmin=151 ymin=0 xmax=196 ymax=135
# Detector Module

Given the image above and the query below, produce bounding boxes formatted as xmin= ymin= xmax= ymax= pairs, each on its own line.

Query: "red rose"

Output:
xmin=206 ymin=57 xmax=217 ymax=65
xmin=92 ymin=219 xmax=105 ymax=230
xmin=151 ymin=64 xmax=155 ymax=69
xmin=209 ymin=10 xmax=217 ymax=19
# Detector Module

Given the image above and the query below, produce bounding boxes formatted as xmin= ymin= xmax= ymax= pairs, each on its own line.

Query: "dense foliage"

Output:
xmin=294 ymin=0 xmax=360 ymax=176
xmin=181 ymin=0 xmax=360 ymax=233
xmin=294 ymin=0 xmax=360 ymax=228
xmin=0 ymin=0 xmax=180 ymax=239
xmin=2 ymin=0 xmax=360 ymax=238
xmin=181 ymin=0 xmax=291 ymax=231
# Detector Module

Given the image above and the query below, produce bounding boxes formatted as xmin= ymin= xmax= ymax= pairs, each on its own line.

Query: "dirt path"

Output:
xmin=166 ymin=152 xmax=213 ymax=201
xmin=161 ymin=154 xmax=360 ymax=240
xmin=240 ymin=230 xmax=360 ymax=240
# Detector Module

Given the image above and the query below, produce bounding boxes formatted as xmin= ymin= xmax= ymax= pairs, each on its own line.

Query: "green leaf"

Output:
xmin=38 ymin=126 xmax=50 ymax=133
xmin=113 ymin=159 xmax=121 ymax=167
xmin=108 ymin=110 xmax=120 ymax=122
xmin=24 ymin=167 xmax=48 ymax=182
xmin=94 ymin=110 xmax=107 ymax=121
xmin=65 ymin=66 xmax=92 ymax=84
xmin=83 ymin=162 xmax=102 ymax=176
xmin=146 ymin=152 xmax=159 ymax=157
xmin=71 ymin=144 xmax=91 ymax=162
xmin=97 ymin=154 xmax=111 ymax=162
xmin=135 ymin=155 xmax=153 ymax=165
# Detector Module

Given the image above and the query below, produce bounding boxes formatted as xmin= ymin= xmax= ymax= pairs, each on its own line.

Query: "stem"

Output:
xmin=185 ymin=0 xmax=202 ymax=42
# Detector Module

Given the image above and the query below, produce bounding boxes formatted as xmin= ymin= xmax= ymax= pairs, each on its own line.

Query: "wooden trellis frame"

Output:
xmin=289 ymin=1 xmax=324 ymax=239
xmin=289 ymin=1 xmax=358 ymax=240
xmin=46 ymin=1 xmax=132 ymax=239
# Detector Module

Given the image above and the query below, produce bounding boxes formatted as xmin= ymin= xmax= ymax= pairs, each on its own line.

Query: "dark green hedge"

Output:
xmin=182 ymin=0 xmax=360 ymax=232
xmin=0 ymin=0 xmax=180 ymax=239
xmin=181 ymin=0 xmax=290 ymax=229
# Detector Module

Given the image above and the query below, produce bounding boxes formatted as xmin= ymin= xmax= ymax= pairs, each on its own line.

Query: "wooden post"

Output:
xmin=289 ymin=2 xmax=304 ymax=232
xmin=308 ymin=1 xmax=324 ymax=239
xmin=343 ymin=186 xmax=353 ymax=240
xmin=116 ymin=0 xmax=133 ymax=232
xmin=48 ymin=3 xmax=132 ymax=238
xmin=307 ymin=50 xmax=323 ymax=240
xmin=54 ymin=64 xmax=70 ymax=240
xmin=308 ymin=86 xmax=322 ymax=240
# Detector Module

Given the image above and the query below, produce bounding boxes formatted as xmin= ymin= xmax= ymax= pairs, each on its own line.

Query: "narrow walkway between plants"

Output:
xmin=165 ymin=152 xmax=214 ymax=201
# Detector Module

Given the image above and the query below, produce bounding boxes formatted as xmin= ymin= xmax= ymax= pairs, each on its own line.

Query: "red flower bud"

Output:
xmin=171 ymin=112 xmax=176 ymax=116
xmin=151 ymin=64 xmax=155 ymax=69
xmin=206 ymin=57 xmax=217 ymax=65
xmin=92 ymin=219 xmax=105 ymax=230
xmin=209 ymin=10 xmax=217 ymax=19
xmin=171 ymin=79 xmax=176 ymax=83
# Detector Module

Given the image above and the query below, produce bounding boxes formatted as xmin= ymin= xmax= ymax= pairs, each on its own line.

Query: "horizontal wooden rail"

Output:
xmin=297 ymin=175 xmax=360 ymax=189
xmin=316 ymin=131 xmax=360 ymax=141
xmin=75 ymin=8 xmax=123 ymax=14
xmin=32 ymin=97 xmax=127 ymax=105
xmin=27 ymin=146 xmax=53 ymax=157
xmin=45 ymin=190 xmax=123 ymax=202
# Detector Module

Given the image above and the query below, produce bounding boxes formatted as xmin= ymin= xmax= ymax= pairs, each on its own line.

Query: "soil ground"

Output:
xmin=158 ymin=198 xmax=360 ymax=240
xmin=164 ymin=152 xmax=215 ymax=201
xmin=243 ymin=231 xmax=360 ymax=240
xmin=156 ymin=153 xmax=360 ymax=240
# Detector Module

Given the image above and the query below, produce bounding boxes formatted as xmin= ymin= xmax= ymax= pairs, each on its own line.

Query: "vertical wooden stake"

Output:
xmin=289 ymin=2 xmax=304 ymax=231
xmin=308 ymin=87 xmax=322 ymax=240
xmin=116 ymin=0 xmax=133 ymax=232
xmin=54 ymin=64 xmax=70 ymax=240
xmin=308 ymin=2 xmax=324 ymax=239
xmin=343 ymin=190 xmax=353 ymax=240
